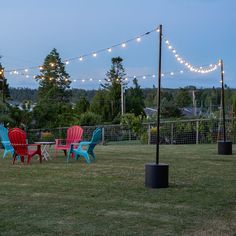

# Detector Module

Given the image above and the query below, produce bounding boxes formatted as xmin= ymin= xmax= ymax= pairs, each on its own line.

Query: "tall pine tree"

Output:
xmin=102 ymin=57 xmax=126 ymax=121
xmin=33 ymin=48 xmax=72 ymax=128
xmin=125 ymin=78 xmax=145 ymax=116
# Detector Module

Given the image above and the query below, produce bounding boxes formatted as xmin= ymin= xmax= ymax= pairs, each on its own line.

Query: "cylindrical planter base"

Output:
xmin=218 ymin=141 xmax=232 ymax=155
xmin=145 ymin=163 xmax=169 ymax=188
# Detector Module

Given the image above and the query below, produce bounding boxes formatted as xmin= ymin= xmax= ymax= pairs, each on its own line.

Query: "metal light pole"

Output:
xmin=220 ymin=59 xmax=226 ymax=142
xmin=145 ymin=25 xmax=169 ymax=188
xmin=156 ymin=24 xmax=162 ymax=165
xmin=218 ymin=59 xmax=232 ymax=155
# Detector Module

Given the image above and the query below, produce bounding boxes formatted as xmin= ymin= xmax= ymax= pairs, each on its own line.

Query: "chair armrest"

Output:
xmin=28 ymin=143 xmax=41 ymax=147
xmin=55 ymin=139 xmax=65 ymax=146
xmin=1 ymin=141 xmax=11 ymax=145
xmin=78 ymin=141 xmax=91 ymax=148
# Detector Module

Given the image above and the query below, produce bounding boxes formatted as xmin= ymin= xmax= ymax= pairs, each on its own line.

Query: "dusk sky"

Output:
xmin=1 ymin=0 xmax=234 ymax=89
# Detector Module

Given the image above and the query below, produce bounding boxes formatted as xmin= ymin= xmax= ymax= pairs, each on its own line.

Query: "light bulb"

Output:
xmin=121 ymin=43 xmax=126 ymax=48
xmin=107 ymin=48 xmax=112 ymax=53
xmin=136 ymin=37 xmax=141 ymax=42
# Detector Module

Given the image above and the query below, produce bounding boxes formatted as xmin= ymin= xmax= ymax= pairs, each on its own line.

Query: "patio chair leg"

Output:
xmin=12 ymin=154 xmax=17 ymax=164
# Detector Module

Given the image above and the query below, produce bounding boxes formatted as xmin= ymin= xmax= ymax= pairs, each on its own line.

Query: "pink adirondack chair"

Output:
xmin=8 ymin=128 xmax=42 ymax=164
xmin=54 ymin=125 xmax=83 ymax=157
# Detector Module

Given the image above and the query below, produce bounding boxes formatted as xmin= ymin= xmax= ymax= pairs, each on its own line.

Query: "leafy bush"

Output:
xmin=79 ymin=112 xmax=102 ymax=126
xmin=41 ymin=132 xmax=54 ymax=141
xmin=140 ymin=132 xmax=148 ymax=144
xmin=121 ymin=113 xmax=143 ymax=136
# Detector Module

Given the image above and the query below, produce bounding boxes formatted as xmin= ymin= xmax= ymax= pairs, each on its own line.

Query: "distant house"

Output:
xmin=180 ymin=107 xmax=203 ymax=118
xmin=9 ymin=100 xmax=36 ymax=112
xmin=144 ymin=107 xmax=157 ymax=119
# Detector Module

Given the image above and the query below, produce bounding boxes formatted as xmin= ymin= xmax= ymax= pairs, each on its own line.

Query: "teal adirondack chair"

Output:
xmin=0 ymin=125 xmax=15 ymax=159
xmin=67 ymin=128 xmax=102 ymax=163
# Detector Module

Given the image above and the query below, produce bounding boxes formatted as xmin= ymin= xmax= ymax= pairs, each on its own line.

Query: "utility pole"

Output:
xmin=121 ymin=82 xmax=124 ymax=115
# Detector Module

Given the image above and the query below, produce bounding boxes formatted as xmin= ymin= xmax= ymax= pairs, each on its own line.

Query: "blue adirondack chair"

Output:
xmin=0 ymin=125 xmax=15 ymax=159
xmin=67 ymin=128 xmax=102 ymax=163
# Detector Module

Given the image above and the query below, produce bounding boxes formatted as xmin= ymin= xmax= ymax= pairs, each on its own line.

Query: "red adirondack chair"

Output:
xmin=54 ymin=125 xmax=83 ymax=157
xmin=8 ymin=128 xmax=42 ymax=164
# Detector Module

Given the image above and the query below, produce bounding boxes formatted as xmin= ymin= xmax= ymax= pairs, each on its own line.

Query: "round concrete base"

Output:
xmin=145 ymin=163 xmax=169 ymax=188
xmin=218 ymin=141 xmax=232 ymax=155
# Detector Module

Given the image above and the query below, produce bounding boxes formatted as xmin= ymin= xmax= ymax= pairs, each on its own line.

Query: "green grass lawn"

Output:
xmin=0 ymin=144 xmax=236 ymax=236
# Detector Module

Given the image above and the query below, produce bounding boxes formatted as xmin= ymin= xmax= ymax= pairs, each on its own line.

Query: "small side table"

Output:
xmin=35 ymin=141 xmax=55 ymax=160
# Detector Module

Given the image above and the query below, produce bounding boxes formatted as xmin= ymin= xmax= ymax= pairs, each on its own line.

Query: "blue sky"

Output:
xmin=1 ymin=0 xmax=235 ymax=89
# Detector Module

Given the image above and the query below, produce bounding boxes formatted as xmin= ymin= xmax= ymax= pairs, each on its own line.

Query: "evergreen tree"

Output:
xmin=0 ymin=63 xmax=10 ymax=102
xmin=0 ymin=62 xmax=12 ymax=125
xmin=74 ymin=96 xmax=90 ymax=115
xmin=102 ymin=57 xmax=126 ymax=121
xmin=175 ymin=88 xmax=192 ymax=108
xmin=125 ymin=78 xmax=145 ymax=116
xmin=90 ymin=89 xmax=111 ymax=121
xmin=33 ymin=48 xmax=72 ymax=128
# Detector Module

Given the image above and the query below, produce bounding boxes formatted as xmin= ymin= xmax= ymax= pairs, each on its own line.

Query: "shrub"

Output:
xmin=41 ymin=131 xmax=54 ymax=141
xmin=79 ymin=112 xmax=102 ymax=126
xmin=140 ymin=131 xmax=148 ymax=144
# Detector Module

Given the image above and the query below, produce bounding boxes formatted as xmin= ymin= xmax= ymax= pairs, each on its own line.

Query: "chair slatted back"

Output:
xmin=8 ymin=128 xmax=28 ymax=156
xmin=0 ymin=125 xmax=10 ymax=143
xmin=66 ymin=126 xmax=83 ymax=146
xmin=91 ymin=128 xmax=102 ymax=144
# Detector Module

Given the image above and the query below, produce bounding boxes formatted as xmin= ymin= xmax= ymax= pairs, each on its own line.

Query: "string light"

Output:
xmin=136 ymin=37 xmax=141 ymax=42
xmin=4 ymin=27 xmax=159 ymax=75
xmin=9 ymin=65 xmax=220 ymax=89
xmin=163 ymin=36 xmax=219 ymax=74
xmin=4 ymin=26 xmax=221 ymax=88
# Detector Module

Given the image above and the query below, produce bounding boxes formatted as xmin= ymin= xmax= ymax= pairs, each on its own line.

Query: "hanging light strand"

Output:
xmin=4 ymin=27 xmax=159 ymax=75
xmin=163 ymin=36 xmax=220 ymax=74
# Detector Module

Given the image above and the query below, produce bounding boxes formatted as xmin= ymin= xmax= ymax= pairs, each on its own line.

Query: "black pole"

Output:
xmin=156 ymin=24 xmax=162 ymax=164
xmin=145 ymin=24 xmax=169 ymax=188
xmin=220 ymin=59 xmax=226 ymax=142
xmin=217 ymin=59 xmax=232 ymax=155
